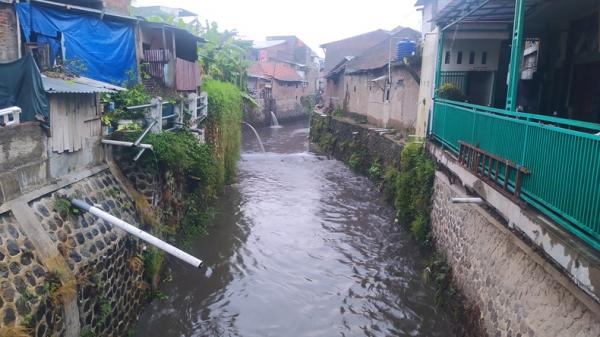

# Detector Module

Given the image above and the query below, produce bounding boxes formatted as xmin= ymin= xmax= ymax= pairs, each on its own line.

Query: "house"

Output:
xmin=252 ymin=35 xmax=321 ymax=95
xmin=0 ymin=53 xmax=123 ymax=201
xmin=136 ymin=21 xmax=203 ymax=94
xmin=10 ymin=0 xmax=138 ymax=85
xmin=321 ymin=27 xmax=421 ymax=131
xmin=415 ymin=0 xmax=600 ymax=304
xmin=320 ymin=29 xmax=390 ymax=79
xmin=248 ymin=62 xmax=308 ymax=121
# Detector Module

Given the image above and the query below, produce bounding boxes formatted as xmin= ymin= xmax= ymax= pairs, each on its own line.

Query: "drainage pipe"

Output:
xmin=451 ymin=197 xmax=484 ymax=204
xmin=70 ymin=199 xmax=203 ymax=268
xmin=101 ymin=139 xmax=153 ymax=149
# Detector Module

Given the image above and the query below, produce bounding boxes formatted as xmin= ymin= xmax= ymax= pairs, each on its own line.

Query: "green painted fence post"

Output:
xmin=433 ymin=27 xmax=445 ymax=99
xmin=505 ymin=0 xmax=526 ymax=111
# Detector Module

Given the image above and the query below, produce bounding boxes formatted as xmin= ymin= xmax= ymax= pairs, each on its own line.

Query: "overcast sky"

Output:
xmin=134 ymin=0 xmax=422 ymax=57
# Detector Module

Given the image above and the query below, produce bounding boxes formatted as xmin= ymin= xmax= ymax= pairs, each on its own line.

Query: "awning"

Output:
xmin=433 ymin=0 xmax=541 ymax=28
xmin=42 ymin=76 xmax=126 ymax=94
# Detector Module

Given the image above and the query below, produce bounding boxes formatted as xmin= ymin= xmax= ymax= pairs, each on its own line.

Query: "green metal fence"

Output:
xmin=431 ymin=99 xmax=600 ymax=250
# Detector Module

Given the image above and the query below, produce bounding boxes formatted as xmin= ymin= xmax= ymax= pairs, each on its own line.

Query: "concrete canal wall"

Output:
xmin=310 ymin=112 xmax=600 ymax=337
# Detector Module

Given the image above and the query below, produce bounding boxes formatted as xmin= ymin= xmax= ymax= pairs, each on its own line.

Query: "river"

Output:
xmin=134 ymin=119 xmax=459 ymax=337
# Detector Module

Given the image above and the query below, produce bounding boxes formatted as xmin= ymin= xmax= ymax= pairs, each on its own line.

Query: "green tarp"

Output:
xmin=0 ymin=54 xmax=49 ymax=122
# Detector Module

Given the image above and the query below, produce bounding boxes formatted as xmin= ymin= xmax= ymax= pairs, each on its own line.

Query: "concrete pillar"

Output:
xmin=150 ymin=97 xmax=162 ymax=133
xmin=187 ymin=92 xmax=198 ymax=127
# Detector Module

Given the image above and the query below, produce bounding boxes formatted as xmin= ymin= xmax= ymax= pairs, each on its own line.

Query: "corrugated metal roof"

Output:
xmin=252 ymin=40 xmax=286 ymax=49
xmin=42 ymin=76 xmax=125 ymax=94
xmin=248 ymin=62 xmax=305 ymax=82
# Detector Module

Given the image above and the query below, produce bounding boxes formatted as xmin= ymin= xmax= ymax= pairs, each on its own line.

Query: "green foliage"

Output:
xmin=151 ymin=290 xmax=168 ymax=301
xmin=382 ymin=143 xmax=436 ymax=245
xmin=179 ymin=196 xmax=215 ymax=249
xmin=423 ymin=254 xmax=454 ymax=306
xmin=397 ymin=143 xmax=435 ymax=242
xmin=332 ymin=105 xmax=344 ymax=117
xmin=318 ymin=133 xmax=336 ymax=153
xmin=143 ymin=248 xmax=164 ymax=281
xmin=53 ymin=196 xmax=79 ymax=217
xmin=98 ymin=297 xmax=112 ymax=325
xmin=437 ymin=83 xmax=466 ymax=102
xmin=348 ymin=153 xmax=361 ymax=171
xmin=203 ymin=79 xmax=243 ymax=185
xmin=300 ymin=95 xmax=317 ymax=114
xmin=368 ymin=160 xmax=382 ymax=181
xmin=100 ymin=83 xmax=151 ymax=123
xmin=199 ymin=22 xmax=252 ymax=89
xmin=145 ymin=131 xmax=217 ymax=191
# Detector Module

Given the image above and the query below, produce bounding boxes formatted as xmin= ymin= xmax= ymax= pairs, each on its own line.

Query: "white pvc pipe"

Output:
xmin=101 ymin=139 xmax=153 ymax=149
xmin=71 ymin=199 xmax=203 ymax=268
xmin=451 ymin=197 xmax=484 ymax=204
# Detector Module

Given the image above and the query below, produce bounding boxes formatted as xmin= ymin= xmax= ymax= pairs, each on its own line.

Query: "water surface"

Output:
xmin=135 ymin=119 xmax=458 ymax=337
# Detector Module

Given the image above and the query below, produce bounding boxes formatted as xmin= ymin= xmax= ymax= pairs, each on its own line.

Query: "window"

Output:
xmin=469 ymin=51 xmax=475 ymax=64
xmin=444 ymin=51 xmax=451 ymax=64
xmin=457 ymin=51 xmax=463 ymax=64
xmin=481 ymin=52 xmax=488 ymax=65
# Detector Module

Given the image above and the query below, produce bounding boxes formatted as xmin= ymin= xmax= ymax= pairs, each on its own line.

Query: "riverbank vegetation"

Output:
xmin=112 ymin=79 xmax=243 ymax=285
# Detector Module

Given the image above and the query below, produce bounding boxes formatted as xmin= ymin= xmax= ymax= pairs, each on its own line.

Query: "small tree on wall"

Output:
xmin=437 ymin=83 xmax=467 ymax=102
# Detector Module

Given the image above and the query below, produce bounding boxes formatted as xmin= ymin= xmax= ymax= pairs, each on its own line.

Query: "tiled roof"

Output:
xmin=248 ymin=62 xmax=304 ymax=82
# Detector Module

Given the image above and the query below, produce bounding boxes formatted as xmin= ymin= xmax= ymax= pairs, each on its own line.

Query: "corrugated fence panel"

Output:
xmin=175 ymin=58 xmax=200 ymax=91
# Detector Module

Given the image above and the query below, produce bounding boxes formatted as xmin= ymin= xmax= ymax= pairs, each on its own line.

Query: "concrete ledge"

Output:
xmin=428 ymin=142 xmax=600 ymax=306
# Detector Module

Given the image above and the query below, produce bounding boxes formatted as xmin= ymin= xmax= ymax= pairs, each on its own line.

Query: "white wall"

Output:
xmin=441 ymin=39 xmax=502 ymax=72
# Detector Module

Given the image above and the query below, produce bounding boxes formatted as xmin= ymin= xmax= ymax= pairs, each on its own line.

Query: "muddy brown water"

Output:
xmin=134 ymin=119 xmax=460 ymax=337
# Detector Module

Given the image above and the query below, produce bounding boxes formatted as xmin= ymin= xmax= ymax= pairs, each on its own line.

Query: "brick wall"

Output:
xmin=0 ymin=4 xmax=18 ymax=62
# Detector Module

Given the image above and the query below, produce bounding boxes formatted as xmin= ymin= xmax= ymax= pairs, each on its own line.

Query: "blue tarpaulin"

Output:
xmin=16 ymin=3 xmax=137 ymax=85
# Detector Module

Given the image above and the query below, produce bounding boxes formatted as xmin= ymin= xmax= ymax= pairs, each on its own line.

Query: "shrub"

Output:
xmin=384 ymin=142 xmax=436 ymax=245
xmin=368 ymin=160 xmax=382 ymax=181
xmin=437 ymin=83 xmax=466 ymax=102
xmin=348 ymin=153 xmax=361 ymax=171
xmin=203 ymin=79 xmax=243 ymax=185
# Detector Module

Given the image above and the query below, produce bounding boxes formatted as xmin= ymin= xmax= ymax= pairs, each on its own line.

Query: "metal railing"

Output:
xmin=440 ymin=71 xmax=469 ymax=94
xmin=0 ymin=106 xmax=21 ymax=126
xmin=431 ymin=98 xmax=600 ymax=250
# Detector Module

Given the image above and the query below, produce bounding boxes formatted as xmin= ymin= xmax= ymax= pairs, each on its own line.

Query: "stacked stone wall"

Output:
xmin=431 ymin=173 xmax=600 ymax=337
xmin=0 ymin=170 xmax=148 ymax=336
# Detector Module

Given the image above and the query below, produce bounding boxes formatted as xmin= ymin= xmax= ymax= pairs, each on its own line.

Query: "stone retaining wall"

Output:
xmin=0 ymin=170 xmax=148 ymax=336
xmin=431 ymin=173 xmax=600 ymax=337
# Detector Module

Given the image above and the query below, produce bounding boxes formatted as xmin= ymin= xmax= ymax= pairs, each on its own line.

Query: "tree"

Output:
xmin=198 ymin=22 xmax=252 ymax=90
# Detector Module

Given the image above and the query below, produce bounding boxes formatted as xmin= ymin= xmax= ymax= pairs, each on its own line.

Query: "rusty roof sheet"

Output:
xmin=248 ymin=62 xmax=304 ymax=82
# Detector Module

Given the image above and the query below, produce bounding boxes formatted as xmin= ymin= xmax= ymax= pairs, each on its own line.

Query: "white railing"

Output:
xmin=0 ymin=106 xmax=21 ymax=126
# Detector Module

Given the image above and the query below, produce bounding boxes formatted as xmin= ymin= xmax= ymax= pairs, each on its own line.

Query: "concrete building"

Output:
xmin=248 ymin=62 xmax=308 ymax=122
xmin=322 ymin=27 xmax=421 ymax=131
xmin=248 ymin=35 xmax=321 ymax=123
xmin=413 ymin=0 xmax=600 ymax=335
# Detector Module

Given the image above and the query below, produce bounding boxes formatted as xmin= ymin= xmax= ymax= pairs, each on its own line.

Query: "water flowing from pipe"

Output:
xmin=270 ymin=111 xmax=281 ymax=128
xmin=242 ymin=122 xmax=265 ymax=153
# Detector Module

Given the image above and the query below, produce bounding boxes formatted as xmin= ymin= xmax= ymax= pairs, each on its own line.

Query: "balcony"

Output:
xmin=431 ymin=98 xmax=600 ymax=249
